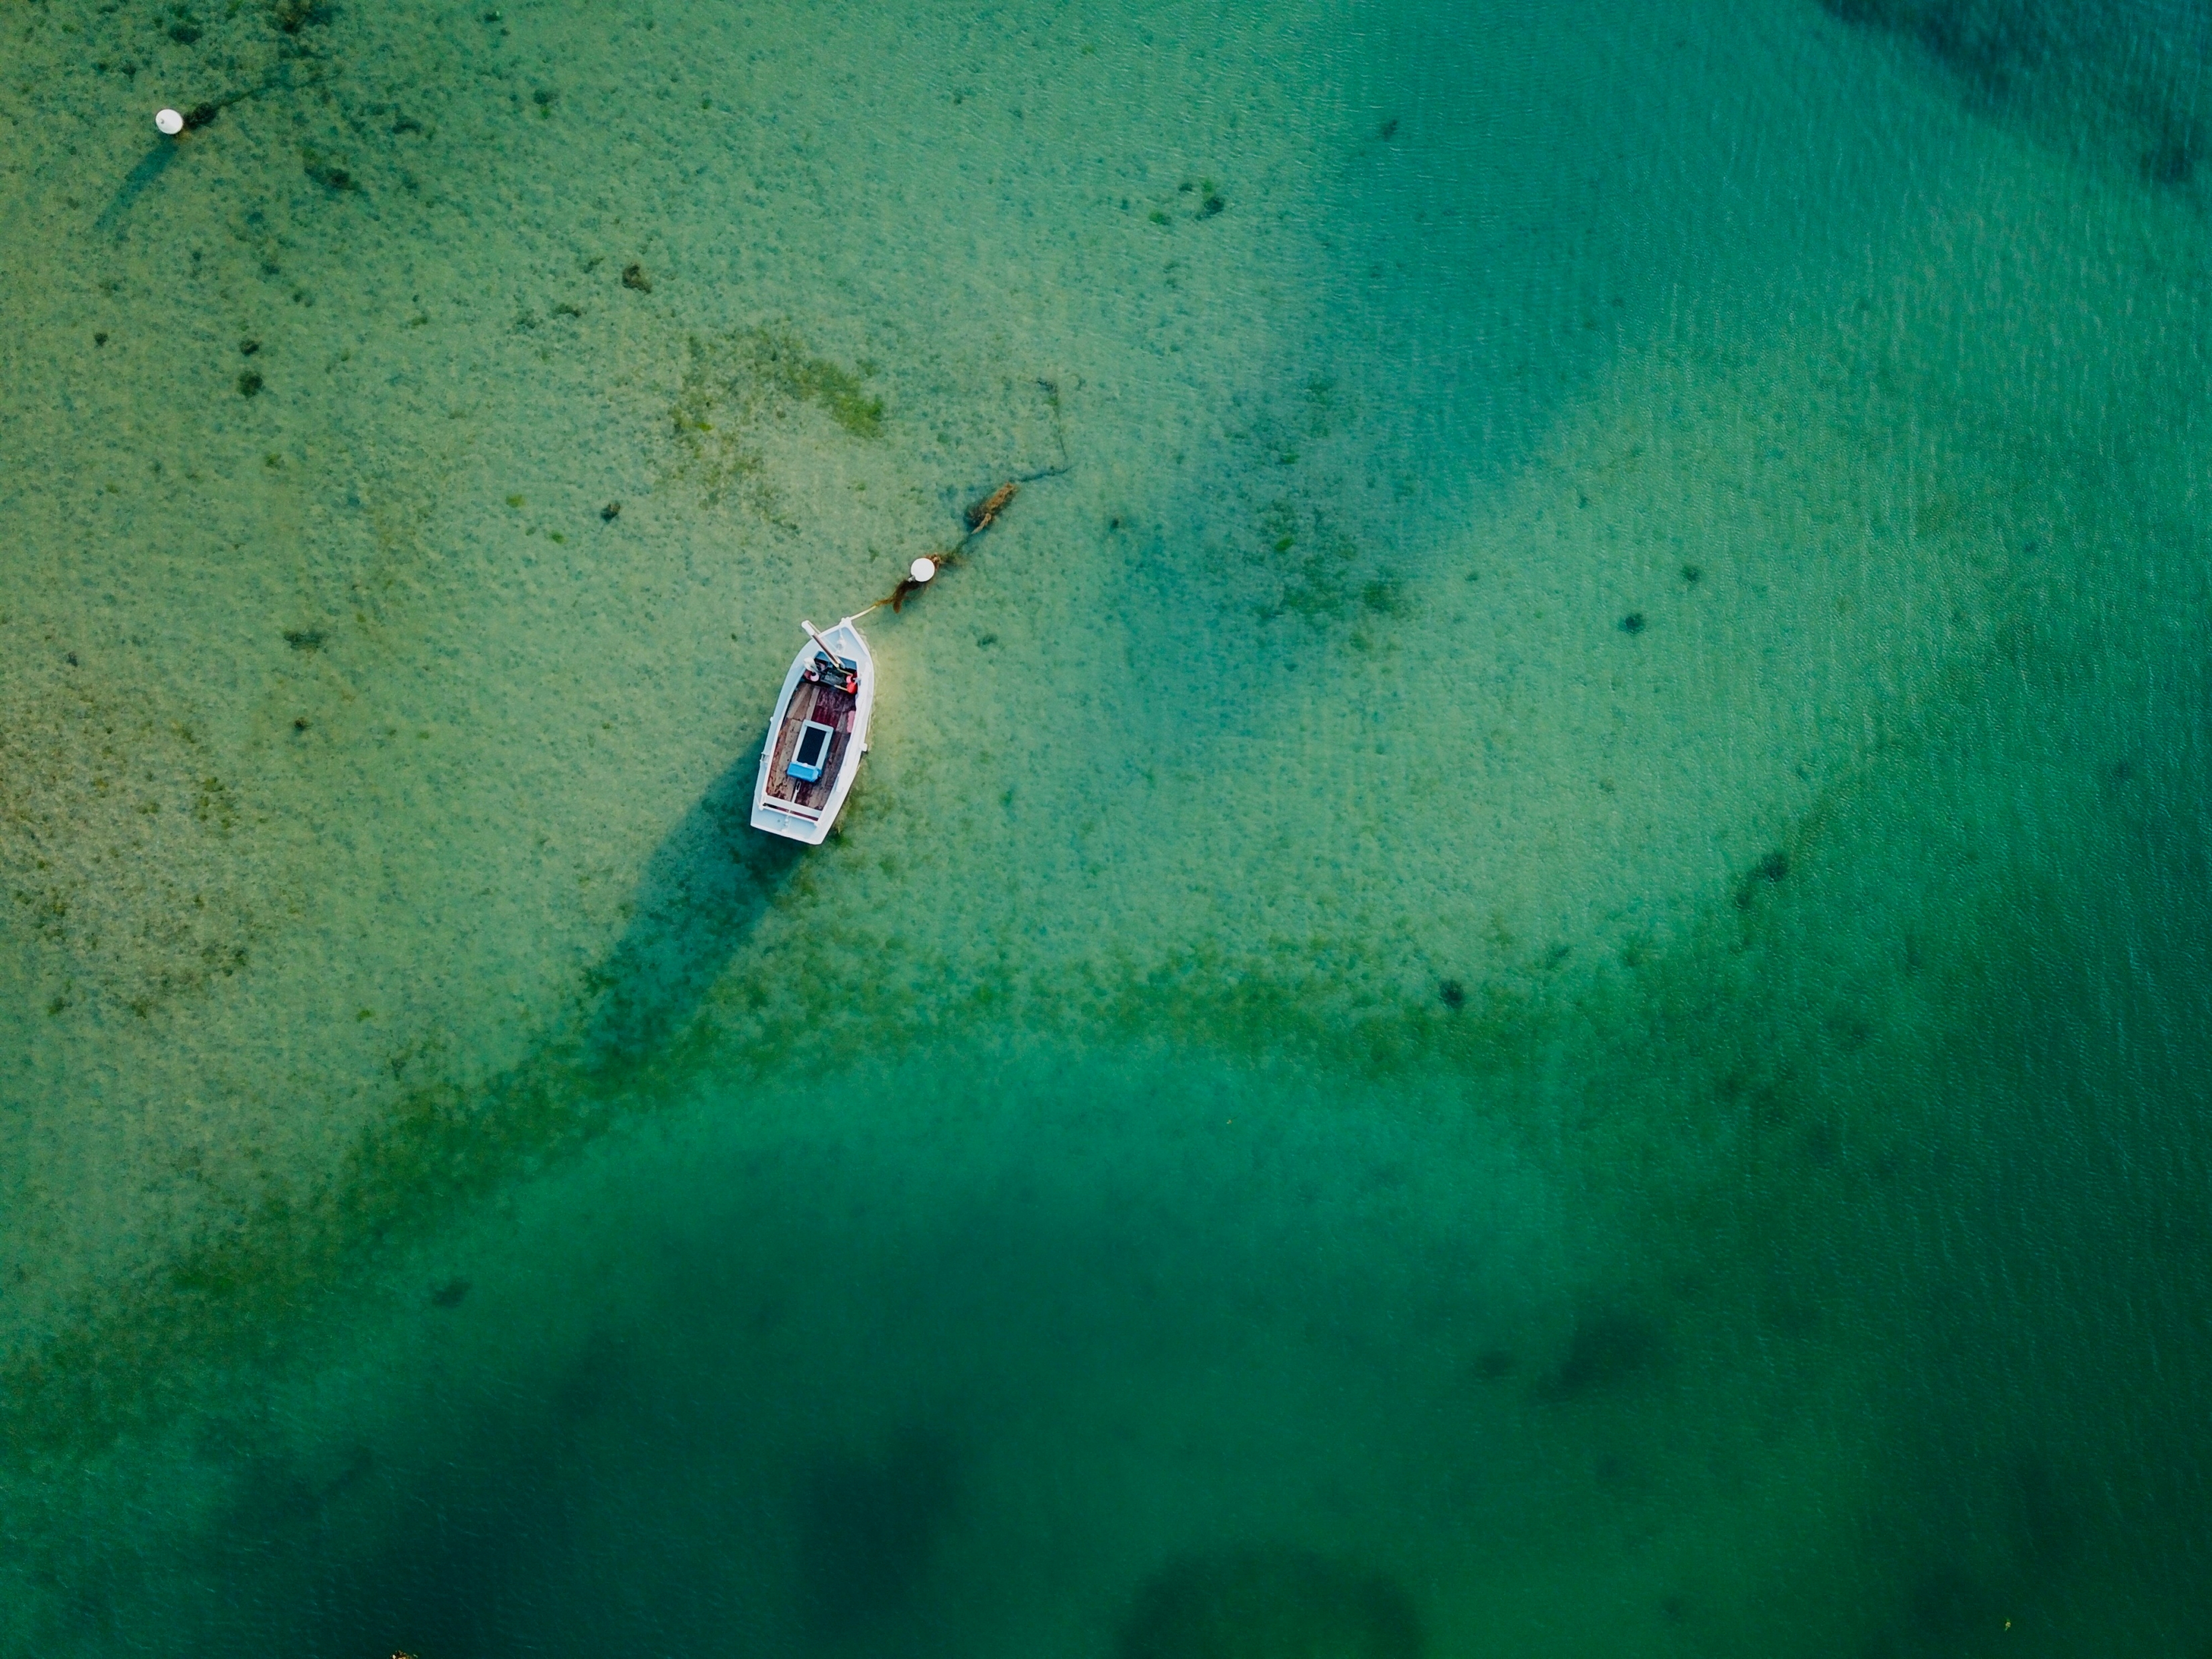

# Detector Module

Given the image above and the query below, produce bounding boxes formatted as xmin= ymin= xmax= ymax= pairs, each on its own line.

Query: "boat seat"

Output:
xmin=786 ymin=719 xmax=837 ymax=783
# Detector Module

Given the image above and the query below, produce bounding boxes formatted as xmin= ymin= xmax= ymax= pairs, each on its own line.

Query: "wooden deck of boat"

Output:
xmin=763 ymin=676 xmax=857 ymax=810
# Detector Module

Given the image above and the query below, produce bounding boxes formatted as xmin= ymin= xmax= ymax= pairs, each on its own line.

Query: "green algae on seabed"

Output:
xmin=0 ymin=930 xmax=1508 ymax=1464
xmin=666 ymin=328 xmax=887 ymax=511
xmin=0 ymin=487 xmax=2108 ymax=1463
xmin=0 ymin=758 xmax=798 ymax=1461
xmin=0 ymin=788 xmax=2178 ymax=1659
xmin=0 ymin=656 xmax=2073 ymax=1469
xmin=677 ymin=327 xmax=887 ymax=438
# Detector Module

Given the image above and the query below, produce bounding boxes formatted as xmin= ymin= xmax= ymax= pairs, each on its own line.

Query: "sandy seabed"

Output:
xmin=3 ymin=0 xmax=2211 ymax=1653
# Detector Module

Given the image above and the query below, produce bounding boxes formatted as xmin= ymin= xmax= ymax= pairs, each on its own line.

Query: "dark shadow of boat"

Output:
xmin=579 ymin=747 xmax=805 ymax=1071
xmin=0 ymin=741 xmax=808 ymax=1475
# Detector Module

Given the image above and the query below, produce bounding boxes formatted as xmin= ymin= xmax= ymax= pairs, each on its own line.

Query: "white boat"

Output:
xmin=750 ymin=617 xmax=875 ymax=843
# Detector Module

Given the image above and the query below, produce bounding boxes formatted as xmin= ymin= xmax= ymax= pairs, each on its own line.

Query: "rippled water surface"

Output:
xmin=4 ymin=1 xmax=2210 ymax=1653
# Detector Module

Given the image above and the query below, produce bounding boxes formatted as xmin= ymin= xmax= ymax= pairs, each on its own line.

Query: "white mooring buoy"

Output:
xmin=155 ymin=107 xmax=186 ymax=136
xmin=908 ymin=556 xmax=937 ymax=583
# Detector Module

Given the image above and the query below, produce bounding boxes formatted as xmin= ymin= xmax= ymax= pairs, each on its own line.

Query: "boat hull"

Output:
xmin=750 ymin=617 xmax=875 ymax=844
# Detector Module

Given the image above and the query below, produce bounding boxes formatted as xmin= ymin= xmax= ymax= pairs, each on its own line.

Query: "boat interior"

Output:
xmin=764 ymin=655 xmax=859 ymax=810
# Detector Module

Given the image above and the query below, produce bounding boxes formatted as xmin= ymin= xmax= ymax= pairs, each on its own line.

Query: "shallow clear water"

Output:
xmin=4 ymin=0 xmax=2211 ymax=1653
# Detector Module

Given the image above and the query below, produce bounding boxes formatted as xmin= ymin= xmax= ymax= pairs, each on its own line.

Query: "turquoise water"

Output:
xmin=5 ymin=0 xmax=2211 ymax=1652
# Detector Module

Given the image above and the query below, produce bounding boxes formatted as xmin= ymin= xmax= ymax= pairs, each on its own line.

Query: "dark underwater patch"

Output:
xmin=1533 ymin=1308 xmax=1665 ymax=1403
xmin=1733 ymin=849 xmax=1791 ymax=909
xmin=1816 ymin=0 xmax=2211 ymax=178
xmin=1160 ymin=368 xmax=1408 ymax=640
xmin=1817 ymin=0 xmax=2067 ymax=91
xmin=1117 ymin=1546 xmax=1422 ymax=1659
xmin=795 ymin=1424 xmax=963 ymax=1635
